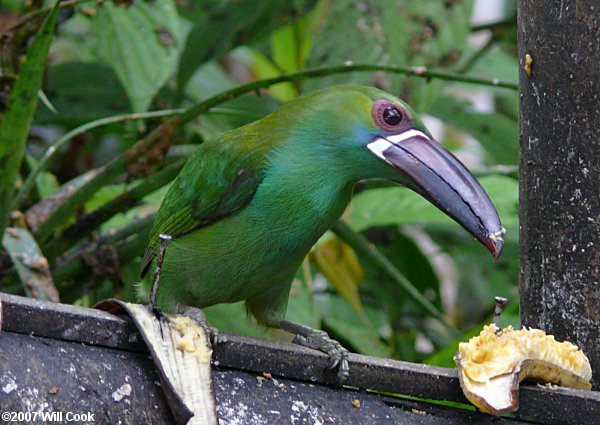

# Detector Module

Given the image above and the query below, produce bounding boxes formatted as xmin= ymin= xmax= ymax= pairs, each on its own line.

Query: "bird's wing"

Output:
xmin=141 ymin=133 xmax=267 ymax=277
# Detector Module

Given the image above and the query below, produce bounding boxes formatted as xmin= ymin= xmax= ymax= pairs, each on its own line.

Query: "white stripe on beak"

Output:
xmin=366 ymin=138 xmax=393 ymax=161
xmin=385 ymin=129 xmax=430 ymax=145
xmin=366 ymin=130 xmax=430 ymax=164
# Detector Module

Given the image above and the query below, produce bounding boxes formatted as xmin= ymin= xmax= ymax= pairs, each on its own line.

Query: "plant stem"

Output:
xmin=181 ymin=63 xmax=517 ymax=123
xmin=332 ymin=220 xmax=460 ymax=336
xmin=13 ymin=108 xmax=184 ymax=210
xmin=471 ymin=17 xmax=516 ymax=33
xmin=458 ymin=36 xmax=497 ymax=74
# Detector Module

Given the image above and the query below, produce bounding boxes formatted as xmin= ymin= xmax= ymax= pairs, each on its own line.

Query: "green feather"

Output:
xmin=142 ymin=85 xmax=425 ymax=323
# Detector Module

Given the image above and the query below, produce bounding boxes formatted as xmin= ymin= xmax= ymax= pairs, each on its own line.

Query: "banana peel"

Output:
xmin=454 ymin=324 xmax=592 ymax=416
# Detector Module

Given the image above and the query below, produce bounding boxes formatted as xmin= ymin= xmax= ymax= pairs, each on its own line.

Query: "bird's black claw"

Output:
xmin=293 ymin=329 xmax=350 ymax=387
xmin=149 ymin=304 xmax=167 ymax=322
xmin=147 ymin=304 xmax=170 ymax=339
xmin=335 ymin=358 xmax=350 ymax=386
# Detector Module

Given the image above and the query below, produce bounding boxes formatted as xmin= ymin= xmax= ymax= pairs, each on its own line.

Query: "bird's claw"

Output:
xmin=293 ymin=329 xmax=349 ymax=386
xmin=149 ymin=304 xmax=166 ymax=321
xmin=147 ymin=304 xmax=171 ymax=339
xmin=208 ymin=327 xmax=227 ymax=346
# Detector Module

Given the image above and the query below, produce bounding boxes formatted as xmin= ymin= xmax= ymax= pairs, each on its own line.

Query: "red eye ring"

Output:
xmin=372 ymin=99 xmax=409 ymax=131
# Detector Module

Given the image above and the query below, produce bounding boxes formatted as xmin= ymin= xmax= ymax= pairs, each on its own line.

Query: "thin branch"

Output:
xmin=332 ymin=221 xmax=460 ymax=337
xmin=13 ymin=108 xmax=184 ymax=210
xmin=206 ymin=107 xmax=265 ymax=119
xmin=471 ymin=17 xmax=516 ymax=34
xmin=458 ymin=36 xmax=497 ymax=74
xmin=99 ymin=213 xmax=157 ymax=246
xmin=181 ymin=63 xmax=517 ymax=123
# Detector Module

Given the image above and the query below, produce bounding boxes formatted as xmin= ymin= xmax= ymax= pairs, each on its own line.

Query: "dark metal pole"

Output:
xmin=519 ymin=1 xmax=600 ymax=387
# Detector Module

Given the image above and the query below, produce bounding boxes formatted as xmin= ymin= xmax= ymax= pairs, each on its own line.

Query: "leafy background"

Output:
xmin=0 ymin=0 xmax=518 ymax=368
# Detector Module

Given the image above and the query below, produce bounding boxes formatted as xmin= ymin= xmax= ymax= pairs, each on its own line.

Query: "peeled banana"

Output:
xmin=454 ymin=324 xmax=592 ymax=416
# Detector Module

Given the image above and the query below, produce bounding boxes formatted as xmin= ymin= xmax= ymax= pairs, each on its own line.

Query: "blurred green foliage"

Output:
xmin=0 ymin=0 xmax=518 ymax=367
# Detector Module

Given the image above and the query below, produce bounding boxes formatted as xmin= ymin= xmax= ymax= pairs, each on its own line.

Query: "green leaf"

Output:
xmin=429 ymin=95 xmax=519 ymax=165
xmin=204 ymin=302 xmax=270 ymax=339
xmin=185 ymin=61 xmax=238 ymax=101
xmin=471 ymin=45 xmax=518 ymax=86
xmin=229 ymin=47 xmax=298 ymax=102
xmin=310 ymin=236 xmax=365 ymax=315
xmin=434 ymin=234 xmax=519 ymax=325
xmin=333 ymin=221 xmax=456 ymax=336
xmin=207 ymin=1 xmax=327 ymax=103
xmin=320 ymin=295 xmax=390 ymax=357
xmin=84 ymin=183 xmax=128 ymax=212
xmin=350 ymin=175 xmax=519 ymax=232
xmin=423 ymin=327 xmax=479 ymax=368
xmin=2 ymin=227 xmax=60 ymax=302
xmin=271 ymin=0 xmax=329 ymax=73
xmin=37 ymin=89 xmax=57 ymax=114
xmin=194 ymin=94 xmax=281 ymax=141
xmin=25 ymin=168 xmax=102 ymax=236
xmin=176 ymin=0 xmax=312 ymax=94
xmin=25 ymin=155 xmax=59 ymax=200
xmin=204 ymin=277 xmax=321 ymax=340
xmin=92 ymin=0 xmax=180 ymax=112
xmin=35 ymin=62 xmax=129 ymax=126
xmin=2 ymin=0 xmax=25 ymax=10
xmin=285 ymin=278 xmax=321 ymax=330
xmin=0 ymin=2 xmax=59 ymax=237
xmin=471 ymin=46 xmax=519 ymax=120
xmin=363 ymin=227 xmax=441 ymax=310
xmin=306 ymin=0 xmax=474 ymax=111
xmin=184 ymin=60 xmax=281 ymax=139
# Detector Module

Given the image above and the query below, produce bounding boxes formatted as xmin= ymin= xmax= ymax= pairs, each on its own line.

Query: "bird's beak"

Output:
xmin=367 ymin=130 xmax=505 ymax=260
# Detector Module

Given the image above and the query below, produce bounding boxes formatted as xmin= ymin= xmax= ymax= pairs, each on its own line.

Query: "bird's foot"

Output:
xmin=293 ymin=329 xmax=350 ymax=386
xmin=278 ymin=320 xmax=349 ymax=386
xmin=150 ymin=304 xmax=167 ymax=322
xmin=178 ymin=306 xmax=227 ymax=346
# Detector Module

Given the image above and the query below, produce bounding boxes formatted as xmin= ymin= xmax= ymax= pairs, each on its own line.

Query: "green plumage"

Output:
xmin=142 ymin=85 xmax=411 ymax=325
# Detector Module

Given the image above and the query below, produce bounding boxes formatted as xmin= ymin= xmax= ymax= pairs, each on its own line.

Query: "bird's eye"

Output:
xmin=372 ymin=99 xmax=409 ymax=131
xmin=382 ymin=106 xmax=402 ymax=126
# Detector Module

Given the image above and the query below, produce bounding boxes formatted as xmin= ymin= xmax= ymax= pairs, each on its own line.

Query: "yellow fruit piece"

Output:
xmin=455 ymin=324 xmax=592 ymax=416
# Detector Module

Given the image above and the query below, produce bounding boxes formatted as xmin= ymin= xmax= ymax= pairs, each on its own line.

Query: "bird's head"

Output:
xmin=292 ymin=85 xmax=505 ymax=260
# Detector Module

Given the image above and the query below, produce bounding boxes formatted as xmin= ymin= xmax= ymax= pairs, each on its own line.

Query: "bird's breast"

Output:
xmin=248 ymin=173 xmax=354 ymax=253
xmin=163 ymin=162 xmax=356 ymax=307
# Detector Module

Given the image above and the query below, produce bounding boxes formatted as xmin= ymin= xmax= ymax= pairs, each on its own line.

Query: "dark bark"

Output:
xmin=518 ymin=1 xmax=600 ymax=387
